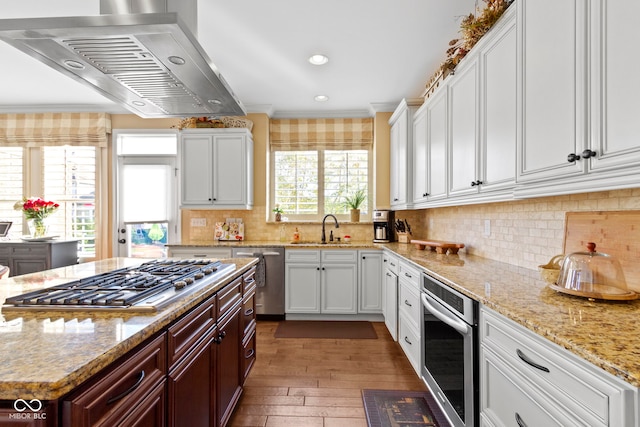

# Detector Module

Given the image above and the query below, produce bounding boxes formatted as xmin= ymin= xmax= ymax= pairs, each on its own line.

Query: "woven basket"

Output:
xmin=220 ymin=116 xmax=253 ymax=131
xmin=538 ymin=254 xmax=564 ymax=284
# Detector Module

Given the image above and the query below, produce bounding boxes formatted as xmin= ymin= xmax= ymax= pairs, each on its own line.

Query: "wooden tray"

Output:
xmin=563 ymin=211 xmax=640 ymax=293
xmin=549 ymin=284 xmax=639 ymax=301
xmin=410 ymin=239 xmax=465 ymax=254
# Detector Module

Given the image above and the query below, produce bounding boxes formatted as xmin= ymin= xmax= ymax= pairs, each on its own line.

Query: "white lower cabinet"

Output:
xmin=481 ymin=307 xmax=637 ymax=427
xmin=358 ymin=250 xmax=383 ymax=313
xmin=397 ymin=259 xmax=422 ymax=375
xmin=285 ymin=249 xmax=359 ymax=315
xmin=382 ymin=251 xmax=399 ymax=340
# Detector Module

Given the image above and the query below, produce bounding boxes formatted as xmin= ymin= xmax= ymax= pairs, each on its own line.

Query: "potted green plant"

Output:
xmin=272 ymin=205 xmax=284 ymax=222
xmin=344 ymin=189 xmax=367 ymax=222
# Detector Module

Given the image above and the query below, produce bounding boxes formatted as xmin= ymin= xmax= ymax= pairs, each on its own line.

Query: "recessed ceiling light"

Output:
xmin=314 ymin=95 xmax=329 ymax=102
xmin=168 ymin=56 xmax=186 ymax=65
xmin=64 ymin=60 xmax=85 ymax=70
xmin=308 ymin=54 xmax=329 ymax=65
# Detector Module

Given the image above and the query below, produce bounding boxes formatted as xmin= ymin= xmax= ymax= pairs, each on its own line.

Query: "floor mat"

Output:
xmin=274 ymin=320 xmax=378 ymax=339
xmin=362 ymin=389 xmax=452 ymax=427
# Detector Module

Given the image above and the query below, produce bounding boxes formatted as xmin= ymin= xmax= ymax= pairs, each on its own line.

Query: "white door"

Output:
xmin=114 ymin=132 xmax=179 ymax=258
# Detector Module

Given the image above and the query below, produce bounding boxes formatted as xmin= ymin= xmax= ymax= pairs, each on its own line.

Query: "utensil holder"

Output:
xmin=397 ymin=232 xmax=409 ymax=243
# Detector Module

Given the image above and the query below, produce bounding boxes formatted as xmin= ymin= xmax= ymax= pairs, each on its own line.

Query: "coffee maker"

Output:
xmin=372 ymin=210 xmax=394 ymax=243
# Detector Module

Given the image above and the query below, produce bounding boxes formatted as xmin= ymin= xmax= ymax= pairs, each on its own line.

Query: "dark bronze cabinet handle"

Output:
xmin=515 ymin=412 xmax=527 ymax=427
xmin=404 ymin=336 xmax=412 ymax=345
xmin=244 ymin=308 xmax=254 ymax=316
xmin=245 ymin=348 xmax=255 ymax=359
xmin=516 ymin=348 xmax=550 ymax=372
xmin=404 ymin=299 xmax=412 ymax=307
xmin=582 ymin=149 xmax=597 ymax=159
xmin=107 ymin=370 xmax=145 ymax=404
xmin=471 ymin=180 xmax=483 ymax=187
xmin=567 ymin=152 xmax=581 ymax=162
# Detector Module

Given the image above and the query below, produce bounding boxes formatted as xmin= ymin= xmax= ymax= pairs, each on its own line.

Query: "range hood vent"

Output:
xmin=0 ymin=7 xmax=246 ymax=118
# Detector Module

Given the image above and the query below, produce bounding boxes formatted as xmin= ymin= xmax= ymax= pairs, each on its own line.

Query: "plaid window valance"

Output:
xmin=0 ymin=113 xmax=112 ymax=147
xmin=270 ymin=118 xmax=373 ymax=151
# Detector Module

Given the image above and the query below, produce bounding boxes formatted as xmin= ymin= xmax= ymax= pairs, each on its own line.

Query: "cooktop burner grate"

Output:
xmin=4 ymin=259 xmax=235 ymax=311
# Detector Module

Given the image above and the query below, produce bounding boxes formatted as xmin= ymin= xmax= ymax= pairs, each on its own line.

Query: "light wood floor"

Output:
xmin=229 ymin=320 xmax=427 ymax=427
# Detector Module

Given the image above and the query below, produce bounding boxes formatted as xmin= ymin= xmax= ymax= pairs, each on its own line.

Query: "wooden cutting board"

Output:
xmin=563 ymin=211 xmax=640 ymax=293
xmin=410 ymin=239 xmax=465 ymax=254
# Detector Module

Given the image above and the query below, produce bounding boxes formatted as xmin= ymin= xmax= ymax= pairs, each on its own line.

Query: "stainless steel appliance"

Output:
xmin=232 ymin=247 xmax=285 ymax=319
xmin=373 ymin=209 xmax=394 ymax=243
xmin=3 ymin=259 xmax=235 ymax=312
xmin=421 ymin=273 xmax=479 ymax=427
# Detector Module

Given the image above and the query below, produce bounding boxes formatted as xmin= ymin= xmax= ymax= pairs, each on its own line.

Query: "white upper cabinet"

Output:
xmin=390 ymin=99 xmax=422 ymax=210
xmin=589 ymin=0 xmax=640 ymax=173
xmin=180 ymin=129 xmax=253 ymax=209
xmin=516 ymin=0 xmax=588 ymax=184
xmin=448 ymin=54 xmax=480 ymax=198
xmin=480 ymin=7 xmax=517 ymax=194
xmin=426 ymin=87 xmax=449 ymax=202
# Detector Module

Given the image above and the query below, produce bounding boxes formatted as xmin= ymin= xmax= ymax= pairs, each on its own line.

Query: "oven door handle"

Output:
xmin=421 ymin=293 xmax=470 ymax=335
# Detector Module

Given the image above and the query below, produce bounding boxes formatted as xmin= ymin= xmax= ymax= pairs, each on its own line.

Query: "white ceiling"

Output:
xmin=0 ymin=0 xmax=476 ymax=118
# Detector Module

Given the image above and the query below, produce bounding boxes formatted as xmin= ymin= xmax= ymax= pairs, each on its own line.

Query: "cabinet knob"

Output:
xmin=567 ymin=153 xmax=581 ymax=162
xmin=423 ymin=192 xmax=429 ymax=197
xmin=470 ymin=180 xmax=483 ymax=187
xmin=118 ymin=239 xmax=126 ymax=244
xmin=581 ymin=149 xmax=597 ymax=159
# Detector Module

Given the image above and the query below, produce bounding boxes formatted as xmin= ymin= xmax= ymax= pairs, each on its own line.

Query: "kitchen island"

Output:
xmin=0 ymin=257 xmax=258 ymax=426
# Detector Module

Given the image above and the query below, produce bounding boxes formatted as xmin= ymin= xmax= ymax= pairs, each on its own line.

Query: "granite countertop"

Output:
xmin=0 ymin=257 xmax=258 ymax=401
xmin=384 ymin=243 xmax=640 ymax=388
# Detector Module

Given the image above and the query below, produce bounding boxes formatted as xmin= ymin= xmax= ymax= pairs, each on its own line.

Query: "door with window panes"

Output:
xmin=115 ymin=133 xmax=178 ymax=258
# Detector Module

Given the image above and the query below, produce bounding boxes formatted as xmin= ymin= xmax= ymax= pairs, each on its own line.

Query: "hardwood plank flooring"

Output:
xmin=229 ymin=320 xmax=427 ymax=427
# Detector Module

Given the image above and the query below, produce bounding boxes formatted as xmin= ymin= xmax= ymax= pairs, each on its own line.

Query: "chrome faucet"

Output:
xmin=321 ymin=214 xmax=340 ymax=244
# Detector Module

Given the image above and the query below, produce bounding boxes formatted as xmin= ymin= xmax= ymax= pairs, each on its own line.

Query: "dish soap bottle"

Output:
xmin=292 ymin=227 xmax=301 ymax=243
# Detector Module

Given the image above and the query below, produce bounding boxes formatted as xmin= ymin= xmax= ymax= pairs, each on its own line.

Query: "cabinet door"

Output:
xmin=589 ymin=0 xmax=640 ymax=172
xmin=517 ymin=0 xmax=587 ymax=182
xmin=448 ymin=57 xmax=480 ymax=197
xmin=321 ymin=263 xmax=358 ymax=314
xmin=481 ymin=11 xmax=517 ymax=192
xmin=427 ymin=88 xmax=448 ymax=201
xmin=390 ymin=110 xmax=408 ymax=207
xmin=12 ymin=258 xmax=48 ymax=276
xmin=358 ymin=251 xmax=383 ymax=313
xmin=212 ymin=134 xmax=249 ymax=206
xmin=181 ymin=134 xmax=214 ymax=205
xmin=217 ymin=305 xmax=242 ymax=427
xmin=114 ymin=381 xmax=166 ymax=427
xmin=412 ymin=105 xmax=429 ymax=204
xmin=285 ymin=263 xmax=321 ymax=313
xmin=383 ymin=269 xmax=398 ymax=341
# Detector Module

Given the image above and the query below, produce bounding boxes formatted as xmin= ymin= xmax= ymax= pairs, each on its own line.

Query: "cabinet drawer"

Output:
xmin=482 ymin=347 xmax=579 ymax=427
xmin=398 ymin=260 xmax=420 ymax=289
xmin=217 ymin=276 xmax=242 ymax=320
xmin=241 ymin=287 xmax=256 ymax=337
xmin=286 ymin=249 xmax=320 ymax=263
xmin=63 ymin=333 xmax=167 ymax=427
xmin=167 ymin=297 xmax=216 ymax=368
xmin=241 ymin=328 xmax=256 ymax=384
xmin=243 ymin=266 xmax=257 ymax=294
xmin=398 ymin=281 xmax=420 ymax=331
xmin=482 ymin=309 xmax=624 ymax=426
xmin=11 ymin=244 xmax=48 ymax=256
xmin=168 ymin=247 xmax=232 ymax=259
xmin=398 ymin=312 xmax=421 ymax=375
xmin=321 ymin=250 xmax=358 ymax=263
xmin=383 ymin=251 xmax=399 ymax=275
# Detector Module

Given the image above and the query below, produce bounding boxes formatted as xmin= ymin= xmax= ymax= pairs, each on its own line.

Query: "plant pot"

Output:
xmin=350 ymin=209 xmax=360 ymax=223
xmin=275 ymin=213 xmax=282 ymax=222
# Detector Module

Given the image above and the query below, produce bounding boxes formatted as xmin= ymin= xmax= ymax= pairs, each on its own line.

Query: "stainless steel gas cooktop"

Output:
xmin=3 ymin=259 xmax=236 ymax=312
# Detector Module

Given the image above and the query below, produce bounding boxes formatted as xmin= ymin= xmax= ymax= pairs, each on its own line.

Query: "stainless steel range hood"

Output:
xmin=0 ymin=1 xmax=246 ymax=118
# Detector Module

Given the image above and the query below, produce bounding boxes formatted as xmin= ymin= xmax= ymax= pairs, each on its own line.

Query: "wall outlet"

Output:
xmin=191 ymin=218 xmax=207 ymax=227
xmin=483 ymin=219 xmax=491 ymax=237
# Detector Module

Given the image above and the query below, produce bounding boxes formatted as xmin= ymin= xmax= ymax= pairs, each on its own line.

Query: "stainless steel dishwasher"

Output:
xmin=232 ymin=246 xmax=285 ymax=319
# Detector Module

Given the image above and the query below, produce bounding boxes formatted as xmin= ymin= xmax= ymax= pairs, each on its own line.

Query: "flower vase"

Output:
xmin=28 ymin=218 xmax=49 ymax=238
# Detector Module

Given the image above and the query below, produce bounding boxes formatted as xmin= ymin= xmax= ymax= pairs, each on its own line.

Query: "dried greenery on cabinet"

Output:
xmin=441 ymin=0 xmax=513 ymax=73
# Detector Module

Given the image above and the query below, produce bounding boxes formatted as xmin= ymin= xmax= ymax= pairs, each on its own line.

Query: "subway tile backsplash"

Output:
xmin=181 ymin=188 xmax=640 ymax=272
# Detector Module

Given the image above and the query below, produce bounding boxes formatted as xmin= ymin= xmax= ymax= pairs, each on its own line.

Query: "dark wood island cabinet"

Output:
xmin=0 ymin=260 xmax=258 ymax=427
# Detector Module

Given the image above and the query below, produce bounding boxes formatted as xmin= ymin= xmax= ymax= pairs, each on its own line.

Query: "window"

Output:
xmin=43 ymin=147 xmax=96 ymax=258
xmin=0 ymin=146 xmax=99 ymax=259
xmin=272 ymin=148 xmax=371 ymax=221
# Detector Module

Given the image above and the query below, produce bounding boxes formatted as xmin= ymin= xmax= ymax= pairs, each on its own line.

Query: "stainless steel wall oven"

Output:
xmin=421 ymin=273 xmax=479 ymax=427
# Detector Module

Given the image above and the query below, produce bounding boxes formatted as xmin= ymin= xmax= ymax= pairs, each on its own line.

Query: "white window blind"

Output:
xmin=121 ymin=164 xmax=172 ymax=223
xmin=0 ymin=147 xmax=24 ymax=233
